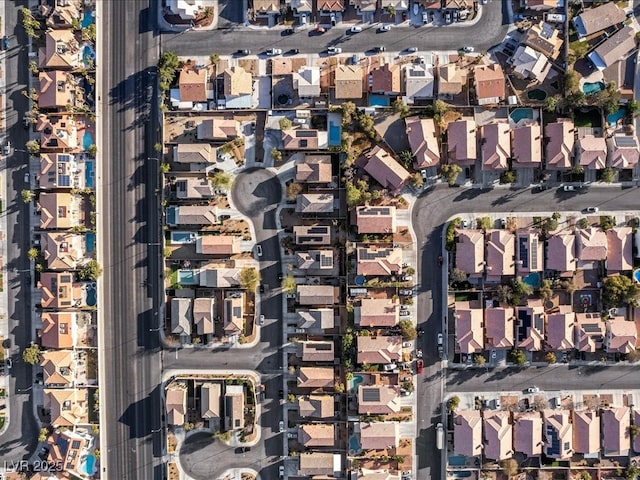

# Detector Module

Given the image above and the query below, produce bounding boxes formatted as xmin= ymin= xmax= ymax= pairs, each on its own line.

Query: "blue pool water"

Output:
xmin=348 ymin=435 xmax=361 ymax=452
xmin=449 ymin=455 xmax=466 ymax=466
xmin=607 ymin=108 xmax=625 ymax=127
xmin=583 ymin=81 xmax=604 ymax=95
xmin=522 ymin=272 xmax=541 ymax=289
xmin=82 ymin=45 xmax=95 ymax=66
xmin=85 ymin=232 xmax=95 ymax=253
xmin=85 ymin=161 xmax=94 ymax=188
xmin=510 ymin=108 xmax=533 ymax=124
xmin=81 ymin=11 xmax=95 ymax=28
xmin=86 ymin=284 xmax=97 ymax=307
xmin=369 ymin=94 xmax=390 ymax=107
xmin=171 ymin=232 xmax=197 ymax=244
xmin=84 ymin=453 xmax=96 ymax=475
xmin=328 ymin=121 xmax=341 ymax=146
xmin=178 ymin=269 xmax=199 ymax=285
xmin=634 ymin=270 xmax=640 ymax=283
xmin=83 ymin=131 xmax=94 ymax=151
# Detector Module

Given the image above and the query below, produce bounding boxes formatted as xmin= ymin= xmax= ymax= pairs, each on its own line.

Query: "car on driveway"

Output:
xmin=327 ymin=46 xmax=342 ymax=54
xmin=378 ymin=24 xmax=391 ymax=32
xmin=266 ymin=48 xmax=282 ymax=56
xmin=349 ymin=25 xmax=362 ymax=33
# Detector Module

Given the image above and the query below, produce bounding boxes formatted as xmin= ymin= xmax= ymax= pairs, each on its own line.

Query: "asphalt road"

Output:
xmin=160 ymin=0 xmax=509 ymax=56
xmin=0 ymin=0 xmax=39 ymax=465
xmin=100 ymin=1 xmax=163 ymax=479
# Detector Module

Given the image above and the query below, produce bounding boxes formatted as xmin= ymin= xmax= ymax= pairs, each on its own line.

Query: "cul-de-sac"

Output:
xmin=3 ymin=1 xmax=640 ymax=480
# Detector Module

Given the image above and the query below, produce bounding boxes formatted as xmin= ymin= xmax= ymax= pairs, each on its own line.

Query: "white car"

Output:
xmin=327 ymin=46 xmax=342 ymax=54
xmin=350 ymin=25 xmax=362 ymax=33
xmin=379 ymin=24 xmax=391 ymax=32
xmin=462 ymin=46 xmax=474 ymax=53
xmin=266 ymin=48 xmax=282 ymax=56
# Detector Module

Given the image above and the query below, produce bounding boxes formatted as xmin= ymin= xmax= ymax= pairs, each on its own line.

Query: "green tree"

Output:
xmin=279 ymin=118 xmax=293 ymax=130
xmin=27 ymin=248 xmax=39 ymax=261
xmin=410 ymin=172 xmax=424 ymax=188
xmin=441 ymin=163 xmax=462 ymax=186
xmin=25 ymin=140 xmax=40 ymax=155
xmin=447 ymin=395 xmax=460 ymax=412
xmin=79 ymin=259 xmax=103 ymax=280
xmin=545 ymin=352 xmax=557 ymax=364
xmin=240 ymin=267 xmax=260 ymax=291
xmin=399 ymin=319 xmax=417 ymax=340
xmin=476 ymin=216 xmax=492 ymax=231
xmin=601 ymin=167 xmax=616 ymax=183
xmin=510 ymin=349 xmax=526 ymax=365
xmin=211 ymin=171 xmax=232 ymax=190
xmin=281 ymin=274 xmax=296 ymax=293
xmin=22 ymin=343 xmax=41 ymax=365
xmin=270 ymin=147 xmax=282 ymax=162
xmin=603 ymin=275 xmax=640 ymax=307
xmin=21 ymin=190 xmax=34 ymax=203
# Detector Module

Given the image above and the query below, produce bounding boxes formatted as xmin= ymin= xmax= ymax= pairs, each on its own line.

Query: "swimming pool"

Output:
xmin=582 ymin=81 xmax=604 ymax=95
xmin=83 ymin=453 xmax=97 ymax=475
xmin=607 ymin=108 xmax=625 ymax=127
xmin=85 ymin=232 xmax=95 ymax=253
xmin=85 ymin=160 xmax=94 ymax=188
xmin=510 ymin=108 xmax=533 ymax=124
xmin=328 ymin=121 xmax=341 ymax=146
xmin=369 ymin=94 xmax=390 ymax=107
xmin=81 ymin=11 xmax=95 ymax=28
xmin=83 ymin=131 xmax=94 ymax=151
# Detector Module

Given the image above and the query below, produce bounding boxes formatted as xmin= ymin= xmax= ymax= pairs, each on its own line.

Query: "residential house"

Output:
xmin=543 ymin=410 xmax=573 ymax=459
xmin=454 ymin=410 xmax=483 ymax=457
xmin=447 ymin=119 xmax=477 ymax=166
xmin=455 ymin=229 xmax=485 ymax=278
xmin=474 ymin=64 xmax=506 ymax=105
xmin=523 ymin=22 xmax=563 ymax=59
xmin=485 ymin=307 xmax=515 ymax=350
xmin=601 ymin=407 xmax=631 ymax=456
xmin=403 ymin=63 xmax=434 ymax=103
xmin=576 ymin=227 xmax=608 ymax=262
xmin=371 ymin=63 xmax=402 ymax=95
xmin=296 ymin=193 xmax=335 ymax=214
xmin=605 ymin=317 xmax=637 ymax=354
xmin=573 ymin=2 xmax=626 ymax=38
xmin=41 ymin=350 xmax=75 ymax=387
xmin=545 ymin=119 xmax=575 ymax=171
xmin=44 ymin=388 xmax=88 ymax=427
xmin=39 ymin=29 xmax=81 ymax=69
xmin=574 ymin=313 xmax=605 ymax=352
xmin=291 ymin=0 xmax=313 ymax=14
xmin=546 ymin=233 xmax=576 ymax=276
xmin=608 ymin=134 xmax=640 ymax=170
xmin=510 ymin=45 xmax=551 ymax=83
xmin=481 ymin=122 xmax=510 ymax=171
xmin=195 ymin=235 xmax=241 ymax=256
xmin=588 ymin=26 xmax=637 ymax=71
xmin=282 ymin=129 xmax=324 ymax=150
xmin=199 ymin=268 xmax=241 ymax=288
xmin=438 ymin=63 xmax=467 ymax=98
xmin=174 ymin=143 xmax=215 ymax=167
xmin=193 ymin=297 xmax=214 ymax=335
xmin=299 ymin=424 xmax=335 ymax=447
xmin=405 ymin=116 xmax=440 ymax=170
xmin=296 ymin=250 xmax=334 ymax=272
xmin=299 ymin=394 xmax=334 ymax=418
xmin=514 ymin=412 xmax=544 ymax=457
xmin=38 ymin=272 xmax=84 ymax=309
xmin=46 ymin=430 xmax=92 ymax=480
xmin=221 ymin=66 xmax=253 ymax=108
xmin=357 ymin=384 xmax=402 ymax=414
xmin=39 ymin=71 xmax=76 ymax=109
xmin=545 ymin=306 xmax=575 ymax=351
xmin=577 ymin=135 xmax=607 ymax=170
xmin=296 ymin=154 xmax=333 ymax=183
xmin=516 ymin=229 xmax=543 ymax=274
xmin=200 ymin=382 xmax=221 ymax=420
xmin=171 ymin=298 xmax=192 ymax=336
xmin=178 ymin=67 xmax=210 ymax=105
xmin=359 ymin=145 xmax=411 ymax=192
xmin=485 ymin=230 xmax=516 ymax=282
xmin=39 ymin=153 xmax=90 ymax=190
xmin=38 ymin=192 xmax=84 ymax=229
xmin=225 ymin=385 xmax=244 ymax=430
xmin=317 ymin=0 xmax=345 ymax=12
xmin=294 ymin=225 xmax=332 ymax=245
xmin=355 ymin=205 xmax=397 ymax=234
xmin=483 ymin=411 xmax=514 ymax=461
xmin=297 ymin=285 xmax=338 ymax=305
xmin=357 ymin=336 xmax=403 ymax=365
xmin=196 ymin=118 xmax=239 ymax=141
xmin=606 ymin=227 xmax=633 ymax=272
xmin=356 ymin=245 xmax=402 ymax=276
xmin=41 ymin=232 xmax=87 ymax=270
xmin=335 ymin=65 xmax=363 ymax=99
xmin=573 ymin=410 xmax=600 ymax=455
xmin=166 ymin=205 xmax=218 ymax=226
xmin=44 ymin=0 xmax=81 ymax=29
xmin=223 ymin=296 xmax=244 ymax=337
xmin=175 ymin=176 xmax=216 ymax=199
xmin=512 ymin=123 xmax=543 ymax=169
xmin=40 ymin=312 xmax=75 ymax=349
xmin=301 ymin=341 xmax=335 ymax=362
xmin=297 ymin=308 xmax=336 ymax=331
xmin=293 ymin=66 xmax=321 ymax=98
xmin=298 ymin=452 xmax=340 ymax=477
xmin=36 ymin=114 xmax=79 ymax=150
xmin=360 ymin=422 xmax=399 ymax=451
xmin=517 ymin=301 xmax=545 ymax=351
xmin=355 ymin=298 xmax=399 ymax=328
xmin=253 ymin=0 xmax=279 ymax=16
xmin=454 ymin=301 xmax=484 ymax=354
xmin=526 ymin=0 xmax=560 ymax=9
xmin=297 ymin=367 xmax=335 ymax=389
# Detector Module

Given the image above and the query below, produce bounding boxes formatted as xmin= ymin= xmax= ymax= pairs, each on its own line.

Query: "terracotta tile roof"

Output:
xmin=481 ymin=122 xmax=510 ymax=171
xmin=512 ymin=123 xmax=542 ymax=167
xmin=605 ymin=317 xmax=638 ymax=354
xmin=574 ymin=313 xmax=605 ymax=352
xmin=484 ymin=411 xmax=514 ymax=461
xmin=299 ymin=394 xmax=334 ymax=418
xmin=454 ymin=410 xmax=483 ymax=457
xmin=447 ymin=119 xmax=477 ymax=165
xmin=513 ymin=412 xmax=543 ymax=457
xmin=543 ymin=410 xmax=573 ymax=459
xmin=301 ymin=340 xmax=335 ymax=362
xmin=606 ymin=227 xmax=633 ymax=272
xmin=546 ymin=233 xmax=576 ymax=274
xmin=40 ymin=312 xmax=75 ymax=349
xmin=573 ymin=410 xmax=600 ymax=454
xmin=357 ymin=335 xmax=403 ymax=364
xmin=360 ymin=422 xmax=399 ymax=450
xmin=44 ymin=388 xmax=89 ymax=427
xmin=356 ymin=246 xmax=403 ymax=276
xmin=609 ymin=134 xmax=640 ymax=169
xmin=574 ymin=2 xmax=626 ymax=37
xmin=296 ymin=154 xmax=333 ymax=183
xmin=545 ymin=306 xmax=575 ymax=351
xmin=335 ymin=65 xmax=363 ymax=99
xmin=485 ymin=229 xmax=516 ymax=280
xmin=360 ymin=145 xmax=411 ymax=191
xmin=485 ymin=307 xmax=515 ymax=349
xmin=371 ymin=63 xmax=402 ymax=94
xmin=405 ymin=116 xmax=440 ymax=169
xmin=299 ymin=424 xmax=335 ymax=447
xmin=355 ymin=297 xmax=399 ymax=327
xmin=577 ymin=227 xmax=608 ymax=261
xmin=454 ymin=301 xmax=484 ymax=354
xmin=601 ymin=407 xmax=631 ymax=456
xmin=474 ymin=64 xmax=505 ymax=105
xmin=578 ymin=135 xmax=607 ymax=170
xmin=545 ymin=118 xmax=575 ymax=170
xmin=179 ymin=67 xmax=208 ymax=103
xmin=297 ymin=366 xmax=335 ymax=388
xmin=455 ymin=229 xmax=484 ymax=276
xmin=355 ymin=205 xmax=397 ymax=234
xmin=357 ymin=384 xmax=402 ymax=414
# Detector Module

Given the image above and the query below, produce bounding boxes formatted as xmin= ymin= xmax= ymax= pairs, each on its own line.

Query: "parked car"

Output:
xmin=349 ymin=25 xmax=362 ymax=33
xmin=327 ymin=46 xmax=342 ymax=54
xmin=585 ymin=207 xmax=599 ymax=213
xmin=415 ymin=359 xmax=424 ymax=374
xmin=266 ymin=48 xmax=282 ymax=56
xmin=378 ymin=24 xmax=391 ymax=32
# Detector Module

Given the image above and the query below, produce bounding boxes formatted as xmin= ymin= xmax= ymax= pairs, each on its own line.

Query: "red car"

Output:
xmin=416 ymin=359 xmax=424 ymax=374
